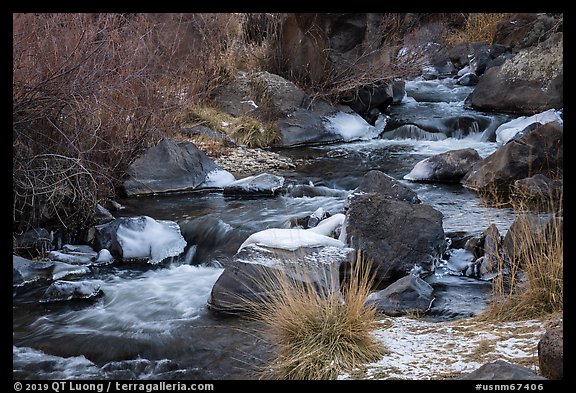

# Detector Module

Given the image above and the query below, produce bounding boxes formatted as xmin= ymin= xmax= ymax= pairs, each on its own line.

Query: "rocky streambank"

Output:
xmin=13 ymin=12 xmax=563 ymax=381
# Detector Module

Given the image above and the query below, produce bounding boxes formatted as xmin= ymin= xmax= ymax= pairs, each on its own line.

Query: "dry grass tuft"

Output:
xmin=479 ymin=186 xmax=563 ymax=322
xmin=445 ymin=13 xmax=510 ymax=46
xmin=242 ymin=253 xmax=385 ymax=380
xmin=179 ymin=105 xmax=279 ymax=148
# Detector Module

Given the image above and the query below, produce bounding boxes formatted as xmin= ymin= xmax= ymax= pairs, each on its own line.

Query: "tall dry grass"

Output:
xmin=445 ymin=13 xmax=510 ymax=46
xmin=237 ymin=253 xmax=384 ymax=380
xmin=479 ymin=186 xmax=563 ymax=322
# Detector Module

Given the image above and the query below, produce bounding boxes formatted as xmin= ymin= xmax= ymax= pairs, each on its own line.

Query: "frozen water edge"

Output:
xmin=339 ymin=317 xmax=545 ymax=380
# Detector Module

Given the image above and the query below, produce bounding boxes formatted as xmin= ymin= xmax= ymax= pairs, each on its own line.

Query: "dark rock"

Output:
xmin=502 ymin=214 xmax=562 ymax=268
xmin=344 ymin=193 xmax=446 ymax=283
xmin=457 ymin=360 xmax=547 ymax=380
xmin=448 ymin=42 xmax=477 ymax=69
xmin=94 ymin=203 xmax=114 ymax=225
xmin=484 ymin=53 xmax=510 ymax=73
xmin=223 ymin=173 xmax=285 ymax=197
xmin=93 ymin=216 xmax=186 ymax=264
xmin=275 ymin=107 xmax=344 ymax=147
xmin=287 ymin=184 xmax=350 ymax=198
xmin=430 ymin=48 xmax=457 ymax=76
xmin=380 ymin=125 xmax=447 ymax=141
xmin=456 ymin=72 xmax=479 ymax=86
xmin=366 ymin=274 xmax=434 ymax=316
xmin=391 ymin=79 xmax=406 ymax=104
xmin=208 ymin=245 xmax=354 ymax=314
xmin=538 ymin=319 xmax=563 ymax=380
xmin=15 ymin=228 xmax=52 ymax=258
xmin=101 ymin=199 xmax=124 ymax=212
xmin=489 ymin=44 xmax=510 ymax=59
xmin=355 ymin=170 xmax=420 ymax=204
xmin=341 ymin=83 xmax=393 ymax=124
xmin=404 ymin=148 xmax=482 ymax=183
xmin=13 ymin=255 xmax=55 ymax=286
xmin=513 ymin=174 xmax=562 ymax=202
xmin=210 ymin=71 xmax=259 ymax=117
xmin=40 ymin=280 xmax=103 ymax=303
xmin=461 ymin=122 xmax=563 ymax=194
xmin=465 ymin=33 xmax=562 ymax=115
xmin=464 ymin=235 xmax=484 ymax=259
xmin=122 ymin=138 xmax=221 ymax=196
xmin=478 ymin=224 xmax=503 ymax=279
xmin=469 ymin=45 xmax=491 ymax=76
xmin=493 ymin=13 xmax=561 ymax=51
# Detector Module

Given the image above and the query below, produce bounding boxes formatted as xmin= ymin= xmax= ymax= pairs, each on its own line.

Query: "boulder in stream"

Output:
xmin=208 ymin=245 xmax=354 ymax=314
xmin=354 ymin=170 xmax=420 ymax=204
xmin=40 ymin=280 xmax=103 ymax=303
xmin=344 ymin=193 xmax=446 ymax=283
xmin=461 ymin=122 xmax=563 ymax=194
xmin=223 ymin=173 xmax=285 ymax=197
xmin=122 ymin=138 xmax=225 ymax=196
xmin=93 ymin=216 xmax=187 ymax=264
xmin=404 ymin=148 xmax=482 ymax=183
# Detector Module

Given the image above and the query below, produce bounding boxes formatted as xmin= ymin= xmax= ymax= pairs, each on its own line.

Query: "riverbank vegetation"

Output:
xmin=479 ymin=188 xmax=563 ymax=322
xmin=12 ymin=12 xmax=468 ymax=236
xmin=248 ymin=255 xmax=384 ymax=380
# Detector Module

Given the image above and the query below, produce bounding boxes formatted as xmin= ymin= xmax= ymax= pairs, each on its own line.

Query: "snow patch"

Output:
xmin=238 ymin=228 xmax=345 ymax=252
xmin=324 ymin=112 xmax=387 ymax=141
xmin=495 ymin=109 xmax=563 ymax=145
xmin=307 ymin=213 xmax=346 ymax=237
xmin=339 ymin=317 xmax=545 ymax=380
xmin=200 ymin=169 xmax=236 ymax=188
xmin=403 ymin=159 xmax=433 ymax=181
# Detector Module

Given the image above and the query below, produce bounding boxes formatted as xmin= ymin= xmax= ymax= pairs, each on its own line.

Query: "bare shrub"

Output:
xmin=13 ymin=13 xmax=244 ymax=237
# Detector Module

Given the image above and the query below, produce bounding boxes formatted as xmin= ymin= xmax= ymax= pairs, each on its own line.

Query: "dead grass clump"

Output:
xmin=248 ymin=255 xmax=385 ymax=380
xmin=445 ymin=13 xmax=511 ymax=46
xmin=479 ymin=187 xmax=563 ymax=322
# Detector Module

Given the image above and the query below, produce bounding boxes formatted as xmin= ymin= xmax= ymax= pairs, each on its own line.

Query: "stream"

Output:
xmin=13 ymin=77 xmax=520 ymax=380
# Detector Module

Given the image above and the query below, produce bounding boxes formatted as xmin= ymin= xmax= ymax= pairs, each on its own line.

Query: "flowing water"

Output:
xmin=13 ymin=77 xmax=520 ymax=380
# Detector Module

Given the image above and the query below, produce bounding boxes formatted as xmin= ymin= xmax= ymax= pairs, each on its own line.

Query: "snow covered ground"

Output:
xmin=340 ymin=317 xmax=545 ymax=380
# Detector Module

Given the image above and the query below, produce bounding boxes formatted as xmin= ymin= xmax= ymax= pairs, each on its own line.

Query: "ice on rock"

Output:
xmin=403 ymin=160 xmax=433 ymax=181
xmin=495 ymin=109 xmax=563 ymax=145
xmin=307 ymin=213 xmax=346 ymax=237
xmin=324 ymin=112 xmax=387 ymax=141
xmin=116 ymin=217 xmax=187 ymax=264
xmin=200 ymin=169 xmax=236 ymax=188
xmin=238 ymin=228 xmax=345 ymax=252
